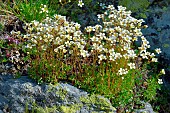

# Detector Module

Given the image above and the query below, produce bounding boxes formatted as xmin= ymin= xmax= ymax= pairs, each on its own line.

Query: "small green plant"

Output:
xmin=12 ymin=0 xmax=51 ymax=22
xmin=118 ymin=0 xmax=151 ymax=18
xmin=151 ymin=87 xmax=170 ymax=112
xmin=0 ymin=22 xmax=4 ymax=32
xmin=0 ymin=0 xmax=55 ymax=23
xmin=0 ymin=33 xmax=30 ymax=75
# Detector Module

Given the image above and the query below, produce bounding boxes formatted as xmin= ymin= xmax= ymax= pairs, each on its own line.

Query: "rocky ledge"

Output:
xmin=0 ymin=74 xmax=116 ymax=113
xmin=0 ymin=74 xmax=155 ymax=113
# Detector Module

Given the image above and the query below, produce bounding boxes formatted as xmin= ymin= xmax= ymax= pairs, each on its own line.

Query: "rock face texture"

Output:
xmin=0 ymin=74 xmax=156 ymax=113
xmin=141 ymin=0 xmax=170 ymax=89
xmin=0 ymin=74 xmax=116 ymax=113
xmin=142 ymin=2 xmax=170 ymax=60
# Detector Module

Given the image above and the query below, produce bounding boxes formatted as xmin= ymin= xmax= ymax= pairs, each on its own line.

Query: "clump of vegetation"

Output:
xmin=8 ymin=4 xmax=165 ymax=111
xmin=0 ymin=0 xmax=167 ymax=112
xmin=1 ymin=0 xmax=51 ymax=23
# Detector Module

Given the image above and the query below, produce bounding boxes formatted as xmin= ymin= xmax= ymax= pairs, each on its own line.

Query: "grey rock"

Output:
xmin=0 ymin=96 xmax=8 ymax=109
xmin=0 ymin=74 xmax=116 ymax=113
xmin=0 ymin=74 xmax=154 ymax=113
xmin=148 ymin=0 xmax=154 ymax=4
xmin=135 ymin=101 xmax=155 ymax=113
xmin=142 ymin=4 xmax=170 ymax=61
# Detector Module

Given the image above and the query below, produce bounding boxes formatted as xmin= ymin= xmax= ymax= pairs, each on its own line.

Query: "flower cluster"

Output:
xmin=0 ymin=33 xmax=29 ymax=75
xmin=22 ymin=14 xmax=89 ymax=66
xmin=19 ymin=5 xmax=164 ymax=77
xmin=86 ymin=5 xmax=161 ymax=75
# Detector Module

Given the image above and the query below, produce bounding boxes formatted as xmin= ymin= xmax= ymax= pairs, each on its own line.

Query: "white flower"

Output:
xmin=96 ymin=45 xmax=104 ymax=52
xmin=132 ymin=37 xmax=138 ymax=41
xmin=91 ymin=36 xmax=99 ymax=42
xmin=127 ymin=50 xmax=136 ymax=58
xmin=80 ymin=50 xmax=90 ymax=57
xmin=85 ymin=26 xmax=94 ymax=32
xmin=151 ymin=58 xmax=158 ymax=62
xmin=150 ymin=53 xmax=155 ymax=58
xmin=124 ymin=36 xmax=132 ymax=42
xmin=109 ymin=55 xmax=115 ymax=61
xmin=118 ymin=68 xmax=128 ymax=75
xmin=25 ymin=44 xmax=32 ymax=49
xmin=158 ymin=79 xmax=163 ymax=84
xmin=160 ymin=69 xmax=165 ymax=75
xmin=97 ymin=14 xmax=104 ymax=19
xmin=155 ymin=48 xmax=162 ymax=54
xmin=75 ymin=23 xmax=81 ymax=30
xmin=114 ymin=53 xmax=122 ymax=59
xmin=54 ymin=48 xmax=58 ymax=53
xmin=118 ymin=6 xmax=126 ymax=11
xmin=32 ymin=20 xmax=39 ymax=27
xmin=78 ymin=0 xmax=84 ymax=7
xmin=107 ymin=5 xmax=115 ymax=10
xmin=140 ymin=53 xmax=148 ymax=59
xmin=142 ymin=40 xmax=149 ymax=46
xmin=123 ymin=54 xmax=129 ymax=59
xmin=98 ymin=54 xmax=106 ymax=61
xmin=138 ymin=46 xmax=146 ymax=53
xmin=109 ymin=48 xmax=115 ymax=55
xmin=128 ymin=63 xmax=136 ymax=69
xmin=63 ymin=48 xmax=67 ymax=53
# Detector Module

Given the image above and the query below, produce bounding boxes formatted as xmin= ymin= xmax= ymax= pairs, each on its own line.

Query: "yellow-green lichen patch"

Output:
xmin=163 ymin=43 xmax=170 ymax=48
xmin=60 ymin=104 xmax=83 ymax=113
xmin=55 ymin=87 xmax=68 ymax=101
xmin=35 ymin=105 xmax=58 ymax=113
xmin=80 ymin=94 xmax=116 ymax=112
xmin=46 ymin=83 xmax=68 ymax=101
xmin=25 ymin=100 xmax=60 ymax=113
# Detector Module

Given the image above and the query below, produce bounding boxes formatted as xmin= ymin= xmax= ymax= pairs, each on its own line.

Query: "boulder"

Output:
xmin=0 ymin=74 xmax=116 ymax=113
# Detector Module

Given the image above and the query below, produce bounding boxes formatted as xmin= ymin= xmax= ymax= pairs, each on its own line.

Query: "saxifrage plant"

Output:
xmin=9 ymin=4 xmax=165 ymax=111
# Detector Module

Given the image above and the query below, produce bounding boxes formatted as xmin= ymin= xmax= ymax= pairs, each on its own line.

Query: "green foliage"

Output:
xmin=0 ymin=33 xmax=30 ymax=75
xmin=0 ymin=22 xmax=4 ymax=32
xmin=19 ymin=8 xmax=163 ymax=110
xmin=12 ymin=0 xmax=50 ymax=22
xmin=118 ymin=0 xmax=150 ymax=18
xmin=1 ymin=1 xmax=167 ymax=112
xmin=48 ymin=0 xmax=95 ymax=24
xmin=152 ymin=87 xmax=170 ymax=112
